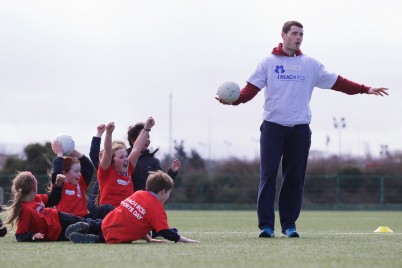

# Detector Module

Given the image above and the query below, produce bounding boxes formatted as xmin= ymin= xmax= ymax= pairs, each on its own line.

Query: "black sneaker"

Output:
xmin=65 ymin=222 xmax=89 ymax=239
xmin=69 ymin=232 xmax=99 ymax=243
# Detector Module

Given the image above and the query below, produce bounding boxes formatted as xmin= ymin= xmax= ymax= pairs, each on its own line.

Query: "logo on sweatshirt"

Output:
xmin=275 ymin=65 xmax=305 ymax=81
xmin=65 ymin=190 xmax=76 ymax=195
xmin=117 ymin=179 xmax=129 ymax=186
xmin=36 ymin=202 xmax=45 ymax=214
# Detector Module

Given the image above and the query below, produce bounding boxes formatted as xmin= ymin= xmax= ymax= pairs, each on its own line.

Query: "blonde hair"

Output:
xmin=111 ymin=140 xmax=127 ymax=164
xmin=112 ymin=140 xmax=126 ymax=153
xmin=5 ymin=171 xmax=37 ymax=229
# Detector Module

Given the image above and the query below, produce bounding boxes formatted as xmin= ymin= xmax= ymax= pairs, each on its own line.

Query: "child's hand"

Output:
xmin=179 ymin=236 xmax=200 ymax=243
xmin=32 ymin=233 xmax=45 ymax=241
xmin=70 ymin=149 xmax=83 ymax=159
xmin=144 ymin=117 xmax=155 ymax=130
xmin=105 ymin=122 xmax=115 ymax=133
xmin=55 ymin=174 xmax=66 ymax=187
xmin=170 ymin=159 xmax=182 ymax=172
xmin=52 ymin=141 xmax=64 ymax=157
xmin=97 ymin=124 xmax=106 ymax=137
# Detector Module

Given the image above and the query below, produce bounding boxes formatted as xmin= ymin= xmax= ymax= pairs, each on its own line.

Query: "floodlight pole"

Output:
xmin=169 ymin=93 xmax=173 ymax=161
xmin=333 ymin=117 xmax=346 ymax=157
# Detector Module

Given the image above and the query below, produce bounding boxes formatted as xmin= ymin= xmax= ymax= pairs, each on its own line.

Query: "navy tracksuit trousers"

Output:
xmin=257 ymin=121 xmax=311 ymax=233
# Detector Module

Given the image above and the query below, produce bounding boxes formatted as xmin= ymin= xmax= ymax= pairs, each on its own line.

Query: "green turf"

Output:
xmin=0 ymin=210 xmax=401 ymax=268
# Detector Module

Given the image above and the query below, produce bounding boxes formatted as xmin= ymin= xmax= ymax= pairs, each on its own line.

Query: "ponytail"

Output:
xmin=5 ymin=189 xmax=24 ymax=230
xmin=4 ymin=171 xmax=37 ymax=230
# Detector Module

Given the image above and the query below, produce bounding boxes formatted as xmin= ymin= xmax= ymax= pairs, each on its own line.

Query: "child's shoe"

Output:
xmin=65 ymin=222 xmax=89 ymax=239
xmin=68 ymin=232 xmax=99 ymax=243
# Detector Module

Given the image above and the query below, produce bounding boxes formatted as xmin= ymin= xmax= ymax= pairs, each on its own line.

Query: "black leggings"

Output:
xmin=85 ymin=204 xmax=114 ymax=220
xmin=57 ymin=212 xmax=86 ymax=241
xmin=57 ymin=206 xmax=112 ymax=241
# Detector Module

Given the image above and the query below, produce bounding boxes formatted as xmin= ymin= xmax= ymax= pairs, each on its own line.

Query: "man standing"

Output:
xmin=216 ymin=21 xmax=388 ymax=238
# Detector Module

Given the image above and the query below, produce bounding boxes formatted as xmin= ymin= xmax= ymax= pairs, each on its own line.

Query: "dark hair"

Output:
xmin=127 ymin=123 xmax=145 ymax=147
xmin=282 ymin=21 xmax=303 ymax=34
xmin=145 ymin=171 xmax=174 ymax=194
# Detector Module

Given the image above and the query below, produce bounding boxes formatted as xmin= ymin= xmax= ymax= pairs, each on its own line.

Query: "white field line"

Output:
xmin=332 ymin=232 xmax=401 ymax=235
xmin=180 ymin=231 xmax=402 ymax=235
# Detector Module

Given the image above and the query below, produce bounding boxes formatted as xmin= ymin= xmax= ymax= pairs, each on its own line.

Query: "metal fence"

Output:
xmin=165 ymin=174 xmax=402 ymax=210
xmin=1 ymin=174 xmax=401 ymax=210
xmin=302 ymin=175 xmax=402 ymax=210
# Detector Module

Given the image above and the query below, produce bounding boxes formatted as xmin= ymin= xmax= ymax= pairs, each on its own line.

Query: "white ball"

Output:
xmin=54 ymin=134 xmax=75 ymax=156
xmin=217 ymin=81 xmax=240 ymax=104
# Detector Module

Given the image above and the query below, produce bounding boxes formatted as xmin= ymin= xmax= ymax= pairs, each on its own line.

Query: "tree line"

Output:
xmin=1 ymin=141 xmax=402 ymax=205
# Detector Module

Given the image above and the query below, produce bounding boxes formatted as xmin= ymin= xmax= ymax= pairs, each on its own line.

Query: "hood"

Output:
xmin=272 ymin=43 xmax=303 ymax=57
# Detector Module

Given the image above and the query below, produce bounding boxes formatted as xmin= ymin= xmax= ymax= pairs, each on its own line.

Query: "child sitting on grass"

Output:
xmin=51 ymin=144 xmax=113 ymax=219
xmin=4 ymin=171 xmax=98 ymax=242
xmin=65 ymin=171 xmax=199 ymax=244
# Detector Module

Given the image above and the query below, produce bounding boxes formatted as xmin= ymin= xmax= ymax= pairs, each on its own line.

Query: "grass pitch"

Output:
xmin=0 ymin=210 xmax=401 ymax=268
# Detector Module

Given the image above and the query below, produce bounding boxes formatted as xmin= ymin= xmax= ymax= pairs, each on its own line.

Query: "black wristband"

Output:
xmin=144 ymin=128 xmax=151 ymax=132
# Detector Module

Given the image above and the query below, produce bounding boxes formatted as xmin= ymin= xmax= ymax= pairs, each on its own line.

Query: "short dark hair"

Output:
xmin=127 ymin=122 xmax=145 ymax=147
xmin=282 ymin=21 xmax=303 ymax=34
xmin=146 ymin=171 xmax=174 ymax=194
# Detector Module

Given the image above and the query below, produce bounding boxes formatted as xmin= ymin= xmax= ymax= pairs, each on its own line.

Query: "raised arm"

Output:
xmin=46 ymin=174 xmax=65 ymax=207
xmin=51 ymin=140 xmax=64 ymax=184
xmin=167 ymin=159 xmax=181 ymax=180
xmin=99 ymin=122 xmax=115 ymax=170
xmin=128 ymin=117 xmax=155 ymax=167
xmin=89 ymin=124 xmax=106 ymax=168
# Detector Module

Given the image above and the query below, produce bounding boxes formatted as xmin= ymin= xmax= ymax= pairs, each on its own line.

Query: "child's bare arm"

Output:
xmin=143 ymin=234 xmax=165 ymax=243
xmin=178 ymin=235 xmax=200 ymax=243
xmin=128 ymin=117 xmax=155 ymax=166
xmin=96 ymin=124 xmax=106 ymax=138
xmin=99 ymin=122 xmax=115 ymax=170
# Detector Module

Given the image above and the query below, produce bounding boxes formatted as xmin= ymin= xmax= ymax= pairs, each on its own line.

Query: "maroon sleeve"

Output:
xmin=232 ymin=82 xmax=260 ymax=105
xmin=331 ymin=75 xmax=370 ymax=95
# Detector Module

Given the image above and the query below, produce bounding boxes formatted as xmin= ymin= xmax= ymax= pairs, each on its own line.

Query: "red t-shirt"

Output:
xmin=101 ymin=191 xmax=169 ymax=244
xmin=16 ymin=194 xmax=62 ymax=241
xmin=98 ymin=164 xmax=134 ymax=208
xmin=55 ymin=177 xmax=88 ymax=217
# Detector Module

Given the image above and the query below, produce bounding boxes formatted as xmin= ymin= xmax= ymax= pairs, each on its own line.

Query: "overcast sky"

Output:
xmin=0 ymin=0 xmax=401 ymax=160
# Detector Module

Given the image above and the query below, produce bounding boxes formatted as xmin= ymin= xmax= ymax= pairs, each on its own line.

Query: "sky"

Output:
xmin=0 ymin=0 xmax=401 ymax=160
